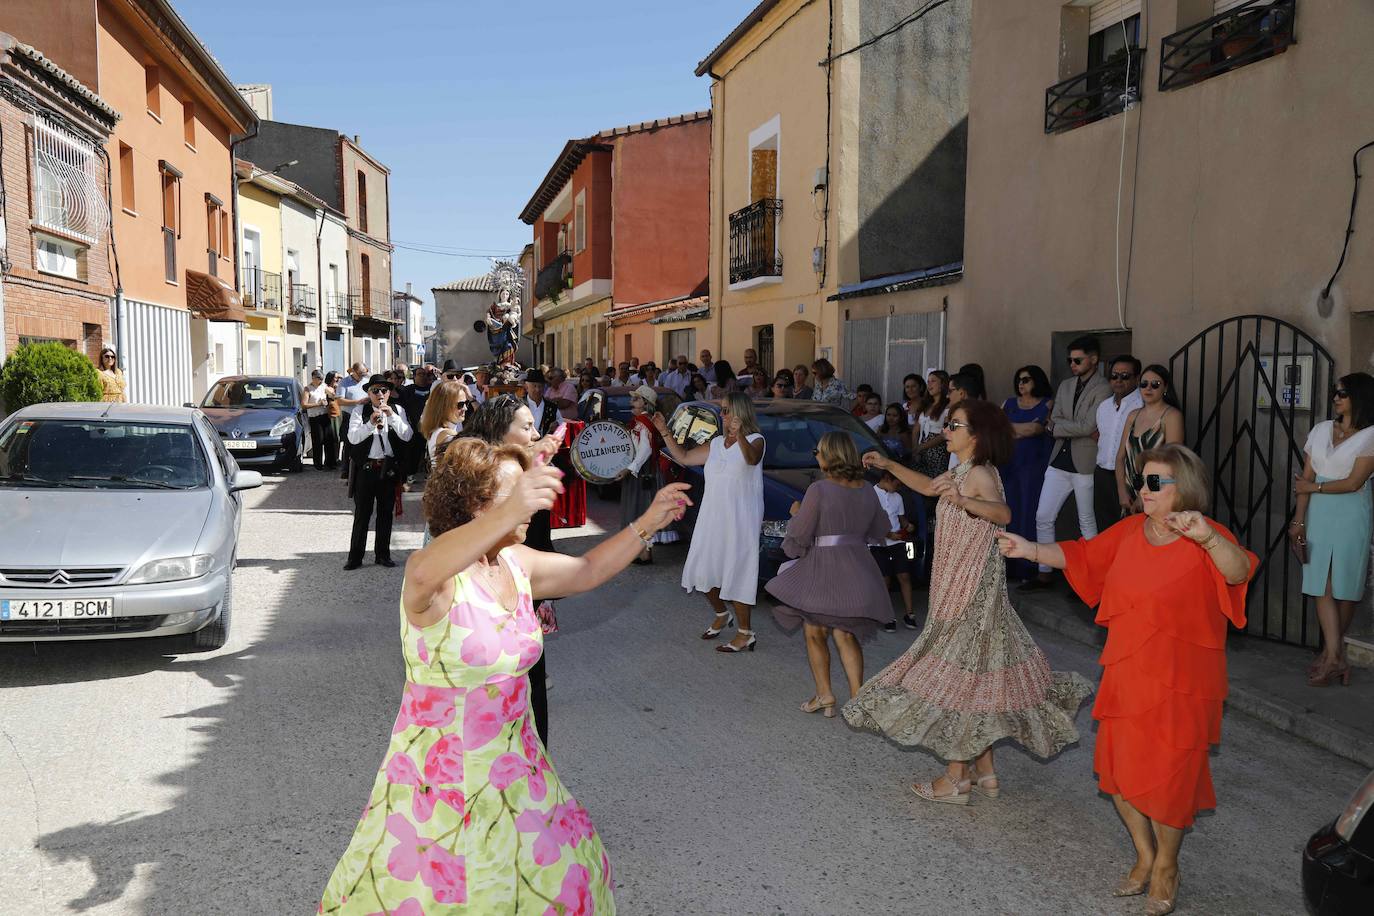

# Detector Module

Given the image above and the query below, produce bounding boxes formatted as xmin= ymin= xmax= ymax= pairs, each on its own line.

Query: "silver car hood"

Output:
xmin=0 ymin=489 xmax=213 ymax=569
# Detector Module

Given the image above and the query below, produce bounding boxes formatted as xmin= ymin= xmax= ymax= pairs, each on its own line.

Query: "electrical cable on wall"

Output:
xmin=819 ymin=0 xmax=954 ymax=66
xmin=1320 ymin=139 xmax=1374 ymax=303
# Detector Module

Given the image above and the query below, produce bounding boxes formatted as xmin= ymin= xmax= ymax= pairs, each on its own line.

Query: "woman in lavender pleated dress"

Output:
xmin=767 ymin=433 xmax=893 ymax=718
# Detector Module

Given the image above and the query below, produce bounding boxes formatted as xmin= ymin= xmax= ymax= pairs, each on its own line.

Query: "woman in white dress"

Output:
xmin=1290 ymin=372 xmax=1374 ymax=686
xmin=655 ymin=391 xmax=766 ymax=653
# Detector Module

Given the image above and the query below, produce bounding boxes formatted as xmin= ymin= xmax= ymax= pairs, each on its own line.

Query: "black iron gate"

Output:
xmin=1170 ymin=315 xmax=1334 ymax=647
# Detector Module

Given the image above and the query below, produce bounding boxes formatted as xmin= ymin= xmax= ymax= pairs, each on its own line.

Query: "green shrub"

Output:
xmin=1 ymin=342 xmax=104 ymax=412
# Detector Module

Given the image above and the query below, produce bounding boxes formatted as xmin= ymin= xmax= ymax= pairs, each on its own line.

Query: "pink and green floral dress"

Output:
xmin=320 ymin=550 xmax=615 ymax=914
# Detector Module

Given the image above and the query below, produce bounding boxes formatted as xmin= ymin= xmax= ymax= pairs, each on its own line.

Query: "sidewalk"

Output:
xmin=1013 ymin=583 xmax=1374 ymax=769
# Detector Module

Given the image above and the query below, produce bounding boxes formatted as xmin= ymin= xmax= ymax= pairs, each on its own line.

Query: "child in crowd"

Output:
xmin=872 ymin=470 xmax=918 ymax=631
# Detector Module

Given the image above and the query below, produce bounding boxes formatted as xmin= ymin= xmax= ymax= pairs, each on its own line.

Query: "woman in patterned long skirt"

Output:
xmin=845 ymin=399 xmax=1093 ymax=805
xmin=319 ymin=438 xmax=690 ymax=913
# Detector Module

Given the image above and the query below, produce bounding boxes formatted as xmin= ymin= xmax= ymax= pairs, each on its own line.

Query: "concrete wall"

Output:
xmin=433 ymin=287 xmax=533 ymax=369
xmin=611 ymin=119 xmax=711 ymax=306
xmin=856 ymin=0 xmax=970 ymax=280
xmin=959 ymin=0 xmax=1374 ymax=403
xmin=0 ymin=2 xmax=100 ymax=89
xmin=706 ymin=0 xmax=844 ymax=374
xmin=240 ymin=122 xmax=341 ymax=210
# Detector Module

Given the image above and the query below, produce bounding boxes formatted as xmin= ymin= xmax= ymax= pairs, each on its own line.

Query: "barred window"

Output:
xmin=33 ymin=118 xmax=107 ymax=245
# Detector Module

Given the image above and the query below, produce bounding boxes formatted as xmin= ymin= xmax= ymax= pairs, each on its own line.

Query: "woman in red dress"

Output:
xmin=998 ymin=444 xmax=1256 ymax=916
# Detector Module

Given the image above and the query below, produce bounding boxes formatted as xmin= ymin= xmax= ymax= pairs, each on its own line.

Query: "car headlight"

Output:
xmin=270 ymin=416 xmax=296 ymax=437
xmin=761 ymin=519 xmax=789 ymax=539
xmin=127 ymin=554 xmax=214 ymax=584
xmin=1335 ymin=770 xmax=1374 ymax=842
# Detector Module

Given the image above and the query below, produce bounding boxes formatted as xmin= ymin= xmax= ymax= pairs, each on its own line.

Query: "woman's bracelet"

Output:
xmin=1200 ymin=534 xmax=1220 ymax=550
xmin=1033 ymin=543 xmax=1040 ymax=563
xmin=629 ymin=522 xmax=654 ymax=548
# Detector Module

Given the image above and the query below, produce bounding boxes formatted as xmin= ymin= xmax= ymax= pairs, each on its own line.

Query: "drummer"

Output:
xmin=618 ymin=385 xmax=679 ymax=563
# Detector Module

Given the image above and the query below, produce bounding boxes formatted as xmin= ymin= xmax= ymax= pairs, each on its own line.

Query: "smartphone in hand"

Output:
xmin=537 ymin=422 xmax=568 ymax=466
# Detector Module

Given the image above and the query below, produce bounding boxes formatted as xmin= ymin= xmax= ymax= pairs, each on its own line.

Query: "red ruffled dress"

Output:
xmin=1060 ymin=515 xmax=1257 ymax=829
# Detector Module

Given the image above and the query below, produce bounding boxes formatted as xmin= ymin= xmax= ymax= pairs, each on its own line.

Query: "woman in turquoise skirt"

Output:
xmin=1291 ymin=373 xmax=1374 ymax=687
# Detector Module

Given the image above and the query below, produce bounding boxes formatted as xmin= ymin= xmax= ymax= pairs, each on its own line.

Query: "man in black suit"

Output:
xmin=344 ymin=374 xmax=413 ymax=570
xmin=396 ymin=364 xmax=434 ymax=480
xmin=522 ymin=368 xmax=560 ymax=438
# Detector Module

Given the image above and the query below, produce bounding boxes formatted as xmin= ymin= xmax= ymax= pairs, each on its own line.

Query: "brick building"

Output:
xmin=0 ymin=34 xmax=119 ymax=363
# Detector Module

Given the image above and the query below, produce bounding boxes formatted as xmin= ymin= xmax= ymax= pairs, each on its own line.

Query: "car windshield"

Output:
xmin=202 ymin=379 xmax=295 ymax=409
xmin=0 ymin=419 xmax=209 ymax=490
xmin=668 ymin=404 xmax=886 ymax=469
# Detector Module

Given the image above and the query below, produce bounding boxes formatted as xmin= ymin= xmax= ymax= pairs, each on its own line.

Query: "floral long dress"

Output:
xmin=320 ymin=549 xmax=615 ymax=914
xmin=843 ymin=463 xmax=1093 ymax=761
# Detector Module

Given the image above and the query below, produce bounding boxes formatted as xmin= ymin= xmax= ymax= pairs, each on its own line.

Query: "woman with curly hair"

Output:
xmin=319 ymin=438 xmax=690 ymax=914
xmin=766 ymin=432 xmax=893 ymax=717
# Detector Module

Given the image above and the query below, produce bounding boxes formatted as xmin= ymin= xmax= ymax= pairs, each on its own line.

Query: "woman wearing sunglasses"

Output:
xmin=1001 ymin=365 xmax=1054 ymax=580
xmin=846 ymin=400 xmax=1092 ymax=805
xmin=1116 ymin=365 xmax=1185 ymax=514
xmin=418 ymin=380 xmax=471 ymax=465
xmin=997 ymin=443 xmax=1257 ymax=915
xmin=1292 ymin=372 xmax=1374 ymax=687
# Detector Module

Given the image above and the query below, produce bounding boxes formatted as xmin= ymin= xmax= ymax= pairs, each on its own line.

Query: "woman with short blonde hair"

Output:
xmin=768 ymin=431 xmax=892 ymax=716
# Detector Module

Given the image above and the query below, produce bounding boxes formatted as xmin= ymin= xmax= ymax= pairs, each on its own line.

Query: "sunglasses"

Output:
xmin=455 ymin=401 xmax=470 ymax=411
xmin=1016 ymin=376 xmax=1033 ymax=384
xmin=1067 ymin=356 xmax=1087 ymax=366
xmin=443 ymin=372 xmax=462 ymax=380
xmin=1144 ymin=474 xmax=1176 ymax=492
xmin=1140 ymin=380 xmax=1164 ymax=391
xmin=1334 ymin=388 xmax=1350 ymax=399
xmin=943 ymin=420 xmax=970 ymax=431
xmin=1109 ymin=372 xmax=1136 ymax=381
xmin=368 ymin=388 xmax=390 ymax=396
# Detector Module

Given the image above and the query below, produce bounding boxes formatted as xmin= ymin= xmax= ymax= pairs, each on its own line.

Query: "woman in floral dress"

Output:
xmin=844 ymin=399 xmax=1093 ymax=805
xmin=320 ymin=438 xmax=690 ymax=914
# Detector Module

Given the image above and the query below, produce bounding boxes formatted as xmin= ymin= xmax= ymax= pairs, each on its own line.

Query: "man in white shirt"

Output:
xmin=1094 ymin=354 xmax=1143 ymax=531
xmin=699 ymin=349 xmax=718 ymax=385
xmin=662 ymin=354 xmax=692 ymax=397
xmin=334 ymin=362 xmax=369 ymax=478
xmin=344 ymin=374 xmax=413 ymax=570
xmin=523 ymin=368 xmax=558 ymax=437
xmin=302 ymin=370 xmax=333 ymax=470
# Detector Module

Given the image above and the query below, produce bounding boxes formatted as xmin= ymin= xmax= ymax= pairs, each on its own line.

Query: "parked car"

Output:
xmin=1304 ymin=768 xmax=1374 ymax=914
xmin=195 ymin=375 xmax=308 ymax=472
xmin=0 ymin=403 xmax=261 ymax=649
xmin=662 ymin=398 xmax=892 ymax=584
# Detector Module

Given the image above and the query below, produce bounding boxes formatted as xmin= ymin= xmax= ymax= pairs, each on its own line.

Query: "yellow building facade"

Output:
xmin=236 ymin=181 xmax=287 ymax=375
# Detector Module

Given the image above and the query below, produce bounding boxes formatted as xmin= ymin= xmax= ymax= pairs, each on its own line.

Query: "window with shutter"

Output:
xmin=1088 ymin=0 xmax=1142 ymax=34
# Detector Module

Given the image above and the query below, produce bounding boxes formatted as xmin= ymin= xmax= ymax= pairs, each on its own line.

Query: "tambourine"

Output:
xmin=570 ymin=421 xmax=635 ymax=484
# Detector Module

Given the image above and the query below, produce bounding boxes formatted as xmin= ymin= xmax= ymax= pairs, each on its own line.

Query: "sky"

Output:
xmin=176 ymin=0 xmax=753 ymax=324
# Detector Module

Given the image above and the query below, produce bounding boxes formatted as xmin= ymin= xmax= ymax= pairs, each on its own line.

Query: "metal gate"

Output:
xmin=843 ymin=311 xmax=946 ymax=405
xmin=1169 ymin=315 xmax=1334 ymax=647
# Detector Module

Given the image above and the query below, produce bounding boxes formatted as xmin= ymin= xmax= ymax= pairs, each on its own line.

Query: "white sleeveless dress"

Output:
xmin=681 ymin=433 xmax=765 ymax=605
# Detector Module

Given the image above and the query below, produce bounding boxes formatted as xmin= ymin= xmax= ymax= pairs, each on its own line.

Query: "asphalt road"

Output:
xmin=0 ymin=470 xmax=1366 ymax=915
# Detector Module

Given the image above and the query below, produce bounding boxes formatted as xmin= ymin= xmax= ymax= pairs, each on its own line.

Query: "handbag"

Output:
xmin=535 ymin=600 xmax=559 ymax=635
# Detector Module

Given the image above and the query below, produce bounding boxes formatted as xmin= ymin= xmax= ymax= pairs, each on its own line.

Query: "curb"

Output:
xmin=1015 ymin=596 xmax=1374 ymax=769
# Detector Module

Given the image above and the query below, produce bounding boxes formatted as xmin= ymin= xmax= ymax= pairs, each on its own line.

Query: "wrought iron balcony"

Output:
xmin=728 ymin=198 xmax=783 ymax=285
xmin=241 ymin=266 xmax=282 ymax=311
xmin=1045 ymin=47 xmax=1145 ymax=134
xmin=534 ymin=253 xmax=573 ymax=302
xmin=1160 ymin=0 xmax=1295 ymax=92
xmin=288 ymin=284 xmax=317 ymax=320
xmin=326 ymin=292 xmax=356 ymax=325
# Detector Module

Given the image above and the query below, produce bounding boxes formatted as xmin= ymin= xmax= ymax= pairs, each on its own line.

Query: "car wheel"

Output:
xmin=189 ymin=577 xmax=231 ymax=651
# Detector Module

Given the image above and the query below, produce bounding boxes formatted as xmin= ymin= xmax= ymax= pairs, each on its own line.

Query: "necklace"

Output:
xmin=1146 ymin=517 xmax=1178 ymax=543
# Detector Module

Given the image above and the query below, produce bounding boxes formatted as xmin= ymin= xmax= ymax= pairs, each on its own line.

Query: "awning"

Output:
xmin=186 ymin=269 xmax=247 ymax=322
xmin=827 ymin=261 xmax=963 ymax=302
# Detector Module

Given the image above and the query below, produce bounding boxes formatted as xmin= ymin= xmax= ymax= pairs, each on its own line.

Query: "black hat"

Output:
xmin=442 ymin=358 xmax=459 ymax=373
xmin=524 ymin=368 xmax=547 ymax=385
xmin=363 ymin=373 xmax=396 ymax=393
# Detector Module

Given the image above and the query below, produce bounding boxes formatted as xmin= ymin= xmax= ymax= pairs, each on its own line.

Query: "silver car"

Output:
xmin=0 ymin=403 xmax=261 ymax=649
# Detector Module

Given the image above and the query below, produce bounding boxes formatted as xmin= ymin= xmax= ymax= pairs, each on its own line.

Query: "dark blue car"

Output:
xmin=195 ymin=375 xmax=309 ymax=473
xmin=663 ymin=398 xmax=893 ymax=584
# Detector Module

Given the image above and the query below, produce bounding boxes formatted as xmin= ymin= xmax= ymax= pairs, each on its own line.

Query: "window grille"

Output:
xmin=33 ymin=118 xmax=107 ymax=245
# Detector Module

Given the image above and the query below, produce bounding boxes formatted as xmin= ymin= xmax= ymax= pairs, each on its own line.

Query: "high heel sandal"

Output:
xmin=910 ymin=775 xmax=971 ymax=805
xmin=1112 ymin=869 xmax=1150 ymax=897
xmin=971 ymin=771 xmax=1000 ymax=799
xmin=1308 ymin=658 xmax=1351 ymax=687
xmin=715 ymin=629 xmax=756 ymax=653
xmin=800 ymin=695 xmax=836 ymax=718
xmin=700 ymin=611 xmax=735 ymax=640
xmin=1145 ymin=872 xmax=1180 ymax=915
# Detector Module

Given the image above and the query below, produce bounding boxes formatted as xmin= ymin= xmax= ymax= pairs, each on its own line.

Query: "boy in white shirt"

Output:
xmin=871 ymin=470 xmax=918 ymax=631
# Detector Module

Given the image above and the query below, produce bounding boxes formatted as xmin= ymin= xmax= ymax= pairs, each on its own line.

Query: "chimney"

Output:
xmin=353 ymin=135 xmax=361 ymax=145
xmin=405 ymin=282 xmax=413 ymax=296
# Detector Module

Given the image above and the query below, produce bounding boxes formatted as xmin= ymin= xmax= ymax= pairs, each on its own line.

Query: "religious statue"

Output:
xmin=470 ymin=260 xmax=525 ymax=372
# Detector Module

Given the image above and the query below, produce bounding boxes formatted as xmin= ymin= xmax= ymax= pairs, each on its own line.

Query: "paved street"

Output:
xmin=0 ymin=470 xmax=1366 ymax=915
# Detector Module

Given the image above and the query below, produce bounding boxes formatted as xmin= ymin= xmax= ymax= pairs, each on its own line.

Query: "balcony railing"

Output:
xmin=1045 ymin=47 xmax=1145 ymax=134
xmin=325 ymin=292 xmax=356 ymax=325
xmin=363 ymin=288 xmax=395 ymax=320
xmin=1160 ymin=0 xmax=1295 ymax=92
xmin=241 ymin=266 xmax=283 ymax=312
xmin=728 ymin=198 xmax=783 ymax=285
xmin=288 ymin=284 xmax=317 ymax=320
xmin=534 ymin=253 xmax=573 ymax=302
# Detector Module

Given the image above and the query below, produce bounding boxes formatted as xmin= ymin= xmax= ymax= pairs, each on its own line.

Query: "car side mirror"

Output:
xmin=183 ymin=402 xmax=196 ymax=409
xmin=229 ymin=470 xmax=263 ymax=492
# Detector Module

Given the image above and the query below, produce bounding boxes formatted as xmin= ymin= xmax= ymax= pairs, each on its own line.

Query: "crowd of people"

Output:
xmin=298 ymin=339 xmax=1374 ymax=914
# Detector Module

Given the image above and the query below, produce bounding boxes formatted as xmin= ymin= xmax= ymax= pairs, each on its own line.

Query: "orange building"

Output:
xmin=1 ymin=0 xmax=257 ymax=404
xmin=0 ymin=34 xmax=119 ymax=362
xmin=519 ymin=112 xmax=710 ymax=370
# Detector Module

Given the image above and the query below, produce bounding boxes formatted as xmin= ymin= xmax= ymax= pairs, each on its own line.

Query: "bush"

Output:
xmin=0 ymin=342 xmax=104 ymax=412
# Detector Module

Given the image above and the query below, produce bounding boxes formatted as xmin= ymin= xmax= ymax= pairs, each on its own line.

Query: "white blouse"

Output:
xmin=1306 ymin=420 xmax=1374 ymax=479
